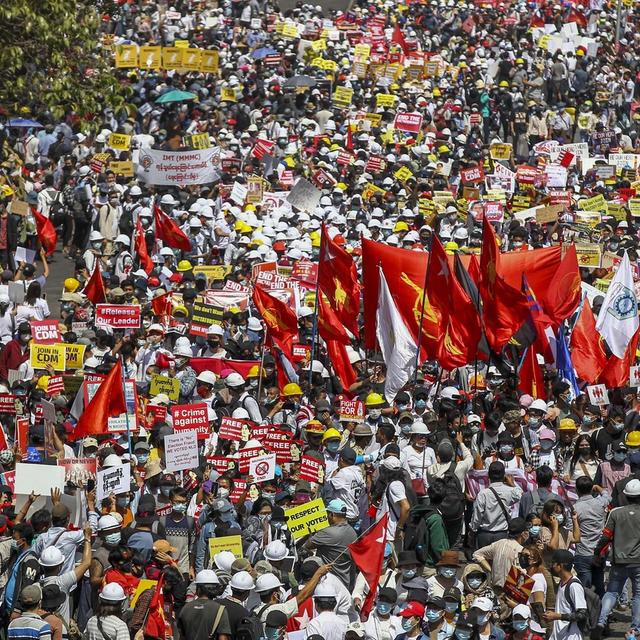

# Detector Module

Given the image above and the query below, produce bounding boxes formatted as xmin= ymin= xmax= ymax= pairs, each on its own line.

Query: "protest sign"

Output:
xmin=332 ymin=86 xmax=353 ymax=108
xmin=460 ymin=166 xmax=485 ymax=184
xmin=57 ymin=458 xmax=97 ymax=487
xmin=393 ymin=112 xmax=423 ymax=133
xmin=15 ymin=463 xmax=65 ymax=496
xmin=0 ymin=394 xmax=17 ymax=415
xmin=40 ymin=399 xmax=56 ymax=423
xmin=149 ymin=375 xmax=180 ymax=402
xmin=172 ymin=403 xmax=210 ymax=439
xmin=264 ymin=429 xmax=293 ymax=463
xmin=189 ymin=301 xmax=224 ymax=336
xmin=219 ymin=416 xmax=246 ymax=440
xmin=146 ymin=403 xmax=167 ymax=427
xmin=208 ymin=535 xmax=243 ymax=559
xmin=31 ymin=320 xmax=61 ymax=344
xmin=109 ymin=161 xmax=134 ymax=177
xmin=108 ymin=133 xmax=131 ymax=150
xmin=16 ymin=418 xmax=28 ymax=452
xmin=587 ymin=384 xmax=610 ymax=406
xmin=286 ymin=178 xmax=322 ymax=213
xmin=249 ymin=453 xmax=277 ymax=483
xmin=238 ymin=445 xmax=263 ymax=473
xmin=339 ymin=399 xmax=365 ymax=423
xmin=164 ymin=431 xmax=199 ymax=473
xmin=535 ymin=204 xmax=564 ymax=225
xmin=30 ymin=344 xmax=66 ymax=371
xmin=490 ymin=143 xmax=512 ymax=160
xmin=206 ymin=456 xmax=237 ymax=474
xmin=630 ymin=365 xmax=640 ymax=387
xmin=47 ymin=376 xmax=64 ymax=395
xmin=299 ymin=456 xmax=326 ymax=483
xmin=285 ymin=498 xmax=329 ymax=540
xmin=185 ymin=133 xmax=211 ymax=149
xmin=503 ymin=566 xmax=535 ymax=604
xmin=61 ymin=343 xmax=86 ymax=370
xmin=95 ymin=304 xmax=141 ymax=329
xmin=136 ymin=148 xmax=219 ymax=186
xmin=574 ymin=244 xmax=602 ymax=268
xmin=96 ymin=464 xmax=131 ymax=501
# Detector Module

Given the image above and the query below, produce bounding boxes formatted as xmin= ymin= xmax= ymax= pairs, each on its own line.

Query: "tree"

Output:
xmin=0 ymin=0 xmax=127 ymax=119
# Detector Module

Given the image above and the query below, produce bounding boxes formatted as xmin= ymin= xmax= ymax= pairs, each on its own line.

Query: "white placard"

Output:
xmin=249 ymin=453 xmax=276 ymax=483
xmin=40 ymin=399 xmax=56 ymax=423
xmin=164 ymin=430 xmax=199 ymax=473
xmin=136 ymin=148 xmax=219 ymax=186
xmin=587 ymin=384 xmax=610 ymax=406
xmin=630 ymin=366 xmax=640 ymax=388
xmin=14 ymin=246 xmax=35 ymax=265
xmin=96 ymin=464 xmax=131 ymax=501
xmin=286 ymin=178 xmax=322 ymax=213
xmin=14 ymin=462 xmax=65 ymax=496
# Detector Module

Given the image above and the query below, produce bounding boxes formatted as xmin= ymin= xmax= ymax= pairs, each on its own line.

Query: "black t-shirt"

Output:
xmin=591 ymin=427 xmax=625 ymax=461
xmin=216 ymin=597 xmax=250 ymax=635
xmin=178 ymin=599 xmax=232 ymax=640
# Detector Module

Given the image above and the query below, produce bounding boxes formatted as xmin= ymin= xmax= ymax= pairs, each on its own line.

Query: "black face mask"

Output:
xmin=208 ymin=340 xmax=220 ymax=348
xmin=518 ymin=554 xmax=530 ymax=569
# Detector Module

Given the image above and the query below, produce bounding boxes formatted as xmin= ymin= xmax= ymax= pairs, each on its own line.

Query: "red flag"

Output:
xmin=558 ymin=150 xmax=575 ymax=168
xmin=252 ymin=285 xmax=298 ymax=360
xmin=318 ymin=225 xmax=361 ymax=336
xmin=567 ymin=7 xmax=587 ymax=28
xmin=252 ymin=138 xmax=276 ymax=160
xmin=346 ymin=126 xmax=354 ymax=151
xmin=478 ymin=218 xmax=530 ymax=352
xmin=570 ymin=298 xmax=608 ymax=384
xmin=541 ymin=245 xmax=582 ymax=326
xmin=153 ymin=205 xmax=191 ymax=251
xmin=32 ymin=209 xmax=57 ymax=257
xmin=391 ymin=24 xmax=408 ymax=53
xmin=348 ymin=514 xmax=388 ymax=621
xmin=518 ymin=344 xmax=547 ymax=400
xmin=83 ymin=265 xmax=106 ymax=305
xmin=151 ymin=291 xmax=173 ymax=317
xmin=599 ymin=329 xmax=639 ymax=388
xmin=521 ymin=275 xmax=555 ymax=363
xmin=427 ymin=237 xmax=481 ymax=369
xmin=135 ymin=218 xmax=153 ymax=274
xmin=69 ymin=359 xmax=127 ymax=441
xmin=317 ymin=294 xmax=356 ymax=389
xmin=143 ymin=572 xmax=168 ymax=639
xmin=529 ymin=13 xmax=545 ymax=27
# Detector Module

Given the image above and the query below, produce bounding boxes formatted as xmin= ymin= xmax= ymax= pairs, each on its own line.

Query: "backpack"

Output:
xmin=526 ymin=489 xmax=545 ymax=517
xmin=2 ymin=548 xmax=38 ymax=613
xmin=403 ymin=504 xmax=438 ymax=565
xmin=235 ymin=604 xmax=269 ymax=640
xmin=428 ymin=461 xmax=465 ymax=524
xmin=47 ymin=190 xmax=65 ymax=227
xmin=564 ymin=577 xmax=600 ymax=634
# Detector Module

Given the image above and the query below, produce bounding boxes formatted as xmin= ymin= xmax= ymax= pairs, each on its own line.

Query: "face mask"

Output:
xmin=612 ymin=422 xmax=625 ymax=432
xmin=264 ymin=627 xmax=280 ymax=640
xmin=259 ymin=514 xmax=271 ymax=524
xmin=326 ymin=441 xmax=340 ymax=453
xmin=415 ymin=399 xmax=426 ymax=410
xmin=173 ymin=503 xmax=187 ymax=514
xmin=529 ymin=525 xmax=541 ymax=537
xmin=513 ymin=620 xmax=528 ymax=632
xmin=116 ymin=497 xmax=129 ymax=509
xmin=402 ymin=569 xmax=417 ymax=579
xmin=137 ymin=454 xmax=149 ymax=465
xmin=579 ymin=448 xmax=591 ymax=458
xmin=540 ymin=440 xmax=554 ymax=452
xmin=426 ymin=609 xmax=443 ymax=622
xmin=10 ymin=539 xmax=20 ymax=551
xmin=527 ymin=417 xmax=540 ymax=428
xmin=401 ymin=424 xmax=412 ymax=435
xmin=439 ymin=567 xmax=457 ymax=579
xmin=104 ymin=532 xmax=121 ymax=545
xmin=445 ymin=602 xmax=458 ymax=613
xmin=376 ymin=602 xmax=393 ymax=616
xmin=583 ymin=416 xmax=596 ymax=426
xmin=467 ymin=577 xmax=483 ymax=589
xmin=272 ymin=521 xmax=284 ymax=530
xmin=160 ymin=487 xmax=171 ymax=497
xmin=402 ymin=618 xmax=417 ymax=631
xmin=197 ymin=385 xmax=210 ymax=397
xmin=518 ymin=554 xmax=530 ymax=569
xmin=476 ymin=614 xmax=489 ymax=626
xmin=555 ymin=514 xmax=564 ymax=526
xmin=217 ymin=488 xmax=230 ymax=499
xmin=397 ymin=404 xmax=409 ymax=411
xmin=262 ymin=492 xmax=275 ymax=503
xmin=368 ymin=410 xmax=381 ymax=420
xmin=92 ymin=242 xmax=103 ymax=251
xmin=456 ymin=631 xmax=472 ymax=640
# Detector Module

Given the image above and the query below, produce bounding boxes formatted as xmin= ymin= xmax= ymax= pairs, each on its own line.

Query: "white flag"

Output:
xmin=596 ymin=251 xmax=639 ymax=358
xmin=376 ymin=267 xmax=418 ymax=402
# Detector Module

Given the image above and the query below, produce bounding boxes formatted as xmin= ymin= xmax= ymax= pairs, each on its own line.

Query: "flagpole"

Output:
xmin=119 ymin=355 xmax=132 ymax=455
xmin=308 ymin=244 xmax=323 ymax=389
xmin=322 ymin=515 xmax=386 ymax=565
xmin=256 ymin=329 xmax=268 ymax=401
xmin=413 ymin=249 xmax=432 ymax=381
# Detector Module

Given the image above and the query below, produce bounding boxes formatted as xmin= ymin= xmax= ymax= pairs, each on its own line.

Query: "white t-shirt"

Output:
xmin=400 ymin=446 xmax=436 ymax=482
xmin=528 ymin=572 xmax=547 ymax=633
xmin=378 ymin=480 xmax=406 ymax=541
xmin=550 ymin=579 xmax=587 ymax=640
xmin=305 ymin=611 xmax=347 ymax=640
xmin=328 ymin=465 xmax=365 ymax=520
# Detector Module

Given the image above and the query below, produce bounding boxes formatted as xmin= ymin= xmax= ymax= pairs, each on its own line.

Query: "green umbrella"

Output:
xmin=155 ymin=89 xmax=197 ymax=104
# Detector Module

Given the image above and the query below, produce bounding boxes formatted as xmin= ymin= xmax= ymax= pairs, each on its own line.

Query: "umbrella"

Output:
xmin=155 ymin=89 xmax=197 ymax=104
xmin=283 ymin=75 xmax=317 ymax=89
xmin=251 ymin=47 xmax=277 ymax=60
xmin=8 ymin=118 xmax=43 ymax=128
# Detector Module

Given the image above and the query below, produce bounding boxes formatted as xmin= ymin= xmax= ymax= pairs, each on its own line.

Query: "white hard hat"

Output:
xmin=160 ymin=194 xmax=178 ymax=205
xmin=207 ymin=324 xmax=224 ymax=336
xmin=225 ymin=372 xmax=245 ymax=387
xmin=247 ymin=317 xmax=262 ymax=332
xmin=98 ymin=514 xmax=121 ymax=531
xmin=410 ymin=421 xmax=429 ymax=435
xmin=173 ymin=344 xmax=192 ymax=357
xmin=314 ymin=580 xmax=336 ymax=598
xmin=195 ymin=569 xmax=220 ymax=585
xmin=115 ymin=234 xmax=130 ymax=245
xmin=159 ymin=247 xmax=174 ymax=256
xmin=100 ymin=583 xmax=126 ymax=602
xmin=196 ymin=371 xmax=217 ymax=385
xmin=39 ymin=546 xmax=64 ymax=567
xmin=232 ymin=408 xmax=250 ymax=420
xmin=440 ymin=386 xmax=461 ymax=400
xmin=264 ymin=540 xmax=288 ymax=562
xmin=102 ymin=454 xmax=122 ymax=468
xmin=298 ymin=306 xmax=314 ymax=318
xmin=529 ymin=399 xmax=548 ymax=412
xmin=129 ymin=186 xmax=142 ymax=196
xmin=89 ymin=230 xmax=104 ymax=242
xmin=213 ymin=551 xmax=236 ymax=572
xmin=230 ymin=570 xmax=255 ymax=591
xmin=255 ymin=573 xmax=284 ymax=593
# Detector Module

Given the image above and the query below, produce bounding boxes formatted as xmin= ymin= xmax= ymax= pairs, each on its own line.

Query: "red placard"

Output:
xmin=238 ymin=445 xmax=263 ymax=473
xmin=172 ymin=402 xmax=209 ymax=439
xmin=291 ymin=260 xmax=318 ymax=286
xmin=264 ymin=429 xmax=292 ymax=463
xmin=229 ymin=479 xmax=247 ymax=503
xmin=146 ymin=404 xmax=167 ymax=427
xmin=0 ymin=394 xmax=16 ymax=415
xmin=47 ymin=376 xmax=65 ymax=395
xmin=251 ymin=424 xmax=271 ymax=443
xmin=218 ymin=417 xmax=246 ymax=440
xmin=516 ymin=165 xmax=539 ymax=185
xmin=292 ymin=343 xmax=311 ymax=364
xmin=460 ymin=165 xmax=485 ymax=185
xmin=336 ymin=150 xmax=354 ymax=166
xmin=339 ymin=398 xmax=365 ymax=423
xmin=299 ymin=455 xmax=326 ymax=483
xmin=95 ymin=304 xmax=141 ymax=329
xmin=16 ymin=417 xmax=29 ymax=452
xmin=393 ymin=112 xmax=423 ymax=133
xmin=31 ymin=320 xmax=62 ymax=345
xmin=206 ymin=456 xmax=237 ymax=474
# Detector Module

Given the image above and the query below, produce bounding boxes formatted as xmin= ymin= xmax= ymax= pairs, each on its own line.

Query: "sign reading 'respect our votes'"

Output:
xmin=284 ymin=497 xmax=329 ymax=540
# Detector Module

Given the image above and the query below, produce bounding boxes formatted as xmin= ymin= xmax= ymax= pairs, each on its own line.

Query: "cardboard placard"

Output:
xmin=172 ymin=402 xmax=209 ymax=439
xmin=164 ymin=431 xmax=199 ymax=473
xmin=96 ymin=463 xmax=131 ymax=501
xmin=249 ymin=453 xmax=276 ymax=483
xmin=299 ymin=455 xmax=326 ymax=483
xmin=31 ymin=320 xmax=62 ymax=345
xmin=284 ymin=498 xmax=330 ymax=540
xmin=503 ymin=566 xmax=535 ymax=604
xmin=30 ymin=344 xmax=66 ymax=371
xmin=61 ymin=343 xmax=86 ymax=370
xmin=57 ymin=458 xmax=97 ymax=487
xmin=218 ymin=416 xmax=246 ymax=440
xmin=208 ymin=535 xmax=243 ymax=560
xmin=587 ymin=384 xmax=610 ymax=406
xmin=14 ymin=463 xmax=65 ymax=496
xmin=95 ymin=304 xmax=141 ymax=329
xmin=339 ymin=399 xmax=365 ymax=423
xmin=149 ymin=375 xmax=181 ymax=402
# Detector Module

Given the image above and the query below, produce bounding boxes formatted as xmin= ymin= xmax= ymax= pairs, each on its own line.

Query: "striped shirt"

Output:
xmin=85 ymin=615 xmax=130 ymax=640
xmin=8 ymin=612 xmax=52 ymax=640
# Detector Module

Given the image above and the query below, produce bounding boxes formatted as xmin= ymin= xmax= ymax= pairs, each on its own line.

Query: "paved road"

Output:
xmin=45 ymin=242 xmax=74 ymax=319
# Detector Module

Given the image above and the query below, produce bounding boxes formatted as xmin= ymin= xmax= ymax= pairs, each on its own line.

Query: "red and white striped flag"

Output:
xmin=558 ymin=150 xmax=575 ymax=168
xmin=251 ymin=137 xmax=276 ymax=159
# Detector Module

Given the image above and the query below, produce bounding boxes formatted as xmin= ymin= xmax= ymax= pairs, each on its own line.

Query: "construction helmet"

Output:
xmin=176 ymin=260 xmax=193 ymax=272
xmin=282 ymin=382 xmax=303 ymax=397
xmin=322 ymin=427 xmax=342 ymax=442
xmin=64 ymin=278 xmax=81 ymax=293
xmin=365 ymin=392 xmax=385 ymax=407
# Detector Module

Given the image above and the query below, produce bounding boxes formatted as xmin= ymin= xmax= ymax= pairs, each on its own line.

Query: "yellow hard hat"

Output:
xmin=322 ymin=427 xmax=342 ymax=442
xmin=432 ymin=88 xmax=441 ymax=97
xmin=64 ymin=277 xmax=81 ymax=293
xmin=499 ymin=80 xmax=509 ymax=88
xmin=176 ymin=260 xmax=193 ymax=272
xmin=234 ymin=221 xmax=245 ymax=231
xmin=311 ymin=236 xmax=320 ymax=248
xmin=365 ymin=392 xmax=385 ymax=407
xmin=247 ymin=365 xmax=265 ymax=379
xmin=305 ymin=419 xmax=326 ymax=434
xmin=444 ymin=241 xmax=459 ymax=253
xmin=245 ymin=204 xmax=256 ymax=212
xmin=438 ymin=145 xmax=450 ymax=154
xmin=282 ymin=382 xmax=303 ymax=397
xmin=559 ymin=418 xmax=577 ymax=431
xmin=515 ymin=58 xmax=524 ymax=65
xmin=173 ymin=304 xmax=188 ymax=317
xmin=626 ymin=431 xmax=640 ymax=447
xmin=0 ymin=186 xmax=14 ymax=198
xmin=37 ymin=376 xmax=50 ymax=392
xmin=393 ymin=221 xmax=409 ymax=233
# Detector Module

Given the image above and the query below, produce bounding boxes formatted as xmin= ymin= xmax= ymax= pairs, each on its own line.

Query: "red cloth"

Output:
xmin=32 ymin=208 xmax=57 ymax=256
xmin=570 ymin=298 xmax=608 ymax=384
xmin=252 ymin=285 xmax=298 ymax=360
xmin=135 ymin=218 xmax=154 ymax=274
xmin=153 ymin=205 xmax=191 ymax=251
xmin=83 ymin=265 xmax=106 ymax=305
xmin=0 ymin=339 xmax=29 ymax=381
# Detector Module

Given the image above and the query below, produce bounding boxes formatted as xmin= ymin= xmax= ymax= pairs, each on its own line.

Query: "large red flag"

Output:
xmin=521 ymin=275 xmax=555 ymax=363
xmin=69 ymin=358 xmax=127 ymax=441
xmin=541 ymin=245 xmax=581 ymax=326
xmin=83 ymin=265 xmax=106 ymax=305
xmin=478 ymin=218 xmax=530 ymax=352
xmin=151 ymin=291 xmax=173 ymax=317
xmin=348 ymin=514 xmax=388 ymax=621
xmin=599 ymin=329 xmax=639 ymax=388
xmin=32 ymin=209 xmax=57 ymax=257
xmin=391 ymin=24 xmax=408 ymax=53
xmin=135 ymin=218 xmax=154 ymax=274
xmin=153 ymin=205 xmax=191 ymax=251
xmin=318 ymin=225 xmax=361 ymax=336
xmin=317 ymin=293 xmax=356 ymax=389
xmin=427 ymin=237 xmax=481 ymax=369
xmin=252 ymin=285 xmax=298 ymax=360
xmin=570 ymin=298 xmax=608 ymax=384
xmin=518 ymin=344 xmax=547 ymax=400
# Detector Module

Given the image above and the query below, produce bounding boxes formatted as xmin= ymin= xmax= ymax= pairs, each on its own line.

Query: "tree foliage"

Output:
xmin=0 ymin=0 xmax=126 ymax=119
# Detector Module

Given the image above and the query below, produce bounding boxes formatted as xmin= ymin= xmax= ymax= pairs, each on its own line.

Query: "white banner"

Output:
xmin=137 ymin=148 xmax=219 ymax=186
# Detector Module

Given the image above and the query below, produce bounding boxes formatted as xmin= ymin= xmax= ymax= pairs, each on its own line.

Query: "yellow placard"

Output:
xmin=578 ymin=193 xmax=608 ymax=213
xmin=162 ymin=47 xmax=184 ymax=70
xmin=285 ymin=498 xmax=329 ymax=540
xmin=30 ymin=344 xmax=66 ymax=372
xmin=200 ymin=50 xmax=219 ymax=74
xmin=130 ymin=580 xmax=157 ymax=608
xmin=354 ymin=43 xmax=371 ymax=60
xmin=60 ymin=344 xmax=86 ymax=370
xmin=109 ymin=161 xmax=135 ymax=177
xmin=192 ymin=265 xmax=229 ymax=280
xmin=352 ymin=61 xmax=368 ymax=79
xmin=220 ymin=87 xmax=237 ymax=103
xmin=174 ymin=40 xmax=190 ymax=48
xmin=139 ymin=46 xmax=162 ymax=70
xmin=364 ymin=113 xmax=382 ymax=128
xmin=310 ymin=39 xmax=326 ymax=52
xmin=538 ymin=34 xmax=550 ymax=50
xmin=149 ymin=374 xmax=181 ymax=402
xmin=332 ymin=86 xmax=353 ymax=109
xmin=575 ymin=210 xmax=602 ymax=228
xmin=394 ymin=166 xmax=414 ymax=183
xmin=108 ymin=133 xmax=131 ymax=151
xmin=282 ymin=24 xmax=299 ymax=39
xmin=607 ymin=202 xmax=626 ymax=221
xmin=490 ymin=143 xmax=512 ymax=160
xmin=376 ymin=94 xmax=396 ymax=108
xmin=574 ymin=243 xmax=602 ymax=268
xmin=185 ymin=133 xmax=211 ymax=150
xmin=181 ymin=49 xmax=202 ymax=71
xmin=321 ymin=59 xmax=337 ymax=73
xmin=362 ymin=182 xmax=387 ymax=200
xmin=208 ymin=535 xmax=243 ymax=559
xmin=629 ymin=198 xmax=640 ymax=216
xmin=115 ymin=45 xmax=138 ymax=68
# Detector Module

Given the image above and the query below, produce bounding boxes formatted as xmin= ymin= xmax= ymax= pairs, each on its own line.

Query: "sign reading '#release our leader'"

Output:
xmin=137 ymin=148 xmax=219 ymax=185
xmin=95 ymin=304 xmax=141 ymax=328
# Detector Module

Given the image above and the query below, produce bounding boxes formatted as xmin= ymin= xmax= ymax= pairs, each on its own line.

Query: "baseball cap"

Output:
xmin=399 ymin=601 xmax=426 ymax=618
xmin=326 ymin=498 xmax=347 ymax=514
xmin=471 ymin=596 xmax=493 ymax=612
